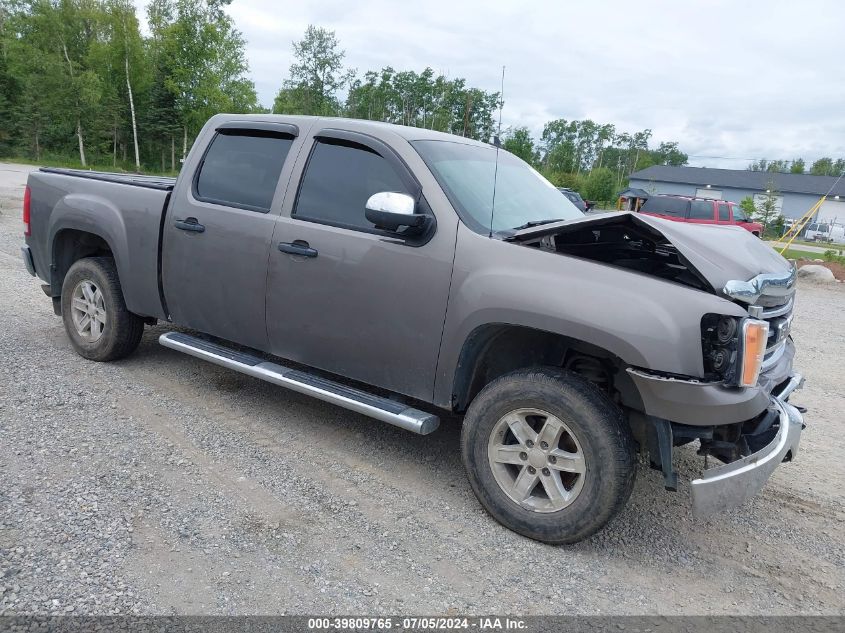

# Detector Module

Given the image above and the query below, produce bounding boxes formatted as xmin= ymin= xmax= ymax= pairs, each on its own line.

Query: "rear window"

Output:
xmin=195 ymin=131 xmax=293 ymax=212
xmin=640 ymin=197 xmax=688 ymax=218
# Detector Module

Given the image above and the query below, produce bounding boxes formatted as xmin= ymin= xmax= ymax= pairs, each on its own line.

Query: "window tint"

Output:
xmin=732 ymin=205 xmax=748 ymax=222
xmin=689 ymin=200 xmax=714 ymax=220
xmin=195 ymin=131 xmax=293 ymax=211
xmin=640 ymin=197 xmax=688 ymax=218
xmin=718 ymin=203 xmax=730 ymax=221
xmin=294 ymin=140 xmax=410 ymax=230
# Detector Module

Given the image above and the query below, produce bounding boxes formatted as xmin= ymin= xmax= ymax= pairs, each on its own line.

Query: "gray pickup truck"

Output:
xmin=21 ymin=114 xmax=805 ymax=543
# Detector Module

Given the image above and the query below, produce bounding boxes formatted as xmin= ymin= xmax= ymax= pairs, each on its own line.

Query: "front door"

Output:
xmin=162 ymin=124 xmax=299 ymax=350
xmin=265 ymin=130 xmax=456 ymax=401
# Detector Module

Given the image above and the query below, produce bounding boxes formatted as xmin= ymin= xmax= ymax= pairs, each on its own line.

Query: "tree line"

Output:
xmin=0 ymin=0 xmax=259 ymax=171
xmin=747 ymin=157 xmax=845 ymax=176
xmin=272 ymin=25 xmax=689 ymax=202
xmin=0 ymin=1 xmax=690 ymax=202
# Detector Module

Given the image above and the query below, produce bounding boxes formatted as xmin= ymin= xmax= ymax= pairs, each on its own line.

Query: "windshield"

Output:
xmin=412 ymin=140 xmax=583 ymax=234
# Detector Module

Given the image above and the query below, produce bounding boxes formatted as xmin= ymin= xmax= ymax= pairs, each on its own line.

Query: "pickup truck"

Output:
xmin=21 ymin=114 xmax=805 ymax=544
xmin=639 ymin=195 xmax=764 ymax=236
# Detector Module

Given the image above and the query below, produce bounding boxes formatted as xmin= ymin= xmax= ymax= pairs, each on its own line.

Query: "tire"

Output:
xmin=461 ymin=367 xmax=635 ymax=544
xmin=61 ymin=257 xmax=145 ymax=362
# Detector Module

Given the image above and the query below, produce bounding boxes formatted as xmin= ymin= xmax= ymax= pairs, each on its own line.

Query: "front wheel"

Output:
xmin=461 ymin=367 xmax=636 ymax=544
xmin=61 ymin=257 xmax=145 ymax=362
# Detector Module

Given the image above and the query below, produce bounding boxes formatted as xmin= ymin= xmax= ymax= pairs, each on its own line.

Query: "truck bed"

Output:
xmin=25 ymin=167 xmax=175 ymax=321
xmin=40 ymin=167 xmax=177 ymax=191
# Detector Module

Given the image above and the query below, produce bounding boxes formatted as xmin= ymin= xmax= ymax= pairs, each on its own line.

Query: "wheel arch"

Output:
xmin=48 ymin=194 xmax=130 ymax=305
xmin=446 ymin=323 xmax=645 ymax=414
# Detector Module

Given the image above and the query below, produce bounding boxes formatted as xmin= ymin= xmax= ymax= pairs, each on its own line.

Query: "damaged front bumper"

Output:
xmin=690 ymin=372 xmax=804 ymax=516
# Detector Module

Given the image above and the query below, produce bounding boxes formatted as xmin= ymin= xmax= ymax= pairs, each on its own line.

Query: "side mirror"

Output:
xmin=365 ymin=192 xmax=427 ymax=233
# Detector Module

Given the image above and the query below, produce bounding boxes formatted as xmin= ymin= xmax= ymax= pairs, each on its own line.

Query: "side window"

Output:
xmin=641 ymin=197 xmax=687 ymax=217
xmin=195 ymin=131 xmax=293 ymax=212
xmin=718 ymin=203 xmax=730 ymax=221
xmin=732 ymin=205 xmax=748 ymax=222
xmin=689 ymin=200 xmax=714 ymax=220
xmin=294 ymin=140 xmax=410 ymax=230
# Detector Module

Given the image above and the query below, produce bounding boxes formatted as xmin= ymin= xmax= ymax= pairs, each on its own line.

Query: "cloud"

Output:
xmin=141 ymin=0 xmax=845 ymax=167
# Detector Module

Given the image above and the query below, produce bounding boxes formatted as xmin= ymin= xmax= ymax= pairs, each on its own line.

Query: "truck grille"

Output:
xmin=722 ymin=267 xmax=797 ymax=373
xmin=760 ymin=295 xmax=794 ymax=370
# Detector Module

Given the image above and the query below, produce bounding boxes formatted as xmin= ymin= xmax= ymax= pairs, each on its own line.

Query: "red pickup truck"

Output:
xmin=639 ymin=195 xmax=763 ymax=236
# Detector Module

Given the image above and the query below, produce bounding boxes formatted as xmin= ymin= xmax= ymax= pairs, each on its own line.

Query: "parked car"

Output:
xmin=21 ymin=114 xmax=804 ymax=544
xmin=556 ymin=187 xmax=587 ymax=212
xmin=639 ymin=195 xmax=764 ymax=236
xmin=804 ymin=222 xmax=845 ymax=244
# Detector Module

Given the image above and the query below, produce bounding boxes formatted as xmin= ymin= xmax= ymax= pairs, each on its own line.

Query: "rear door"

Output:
xmin=687 ymin=199 xmax=717 ymax=226
xmin=264 ymin=128 xmax=456 ymax=401
xmin=162 ymin=121 xmax=302 ymax=350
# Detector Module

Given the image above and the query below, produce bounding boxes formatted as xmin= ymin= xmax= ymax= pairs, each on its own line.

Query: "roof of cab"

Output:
xmin=209 ymin=113 xmax=492 ymax=148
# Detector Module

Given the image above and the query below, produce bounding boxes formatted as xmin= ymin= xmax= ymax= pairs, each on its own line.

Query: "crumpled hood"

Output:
xmin=508 ymin=211 xmax=793 ymax=296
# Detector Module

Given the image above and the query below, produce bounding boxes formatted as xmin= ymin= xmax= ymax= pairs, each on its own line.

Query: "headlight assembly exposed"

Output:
xmin=702 ymin=314 xmax=769 ymax=387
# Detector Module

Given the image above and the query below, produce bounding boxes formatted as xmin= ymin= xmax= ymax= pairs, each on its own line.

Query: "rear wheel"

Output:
xmin=461 ymin=367 xmax=635 ymax=544
xmin=61 ymin=257 xmax=144 ymax=361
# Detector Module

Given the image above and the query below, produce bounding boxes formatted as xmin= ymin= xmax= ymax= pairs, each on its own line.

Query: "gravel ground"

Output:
xmin=1 ymin=162 xmax=844 ymax=615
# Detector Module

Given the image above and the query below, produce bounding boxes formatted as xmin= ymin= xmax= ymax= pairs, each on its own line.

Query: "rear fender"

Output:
xmin=48 ymin=194 xmax=129 ymax=297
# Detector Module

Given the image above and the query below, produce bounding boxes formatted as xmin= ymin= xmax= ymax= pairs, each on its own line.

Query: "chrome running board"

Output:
xmin=159 ymin=332 xmax=439 ymax=435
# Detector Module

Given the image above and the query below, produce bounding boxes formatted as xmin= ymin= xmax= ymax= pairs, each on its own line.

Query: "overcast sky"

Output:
xmin=175 ymin=1 xmax=845 ymax=169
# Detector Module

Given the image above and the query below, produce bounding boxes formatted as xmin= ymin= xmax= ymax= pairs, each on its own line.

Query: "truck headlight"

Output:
xmin=738 ymin=318 xmax=769 ymax=388
xmin=702 ymin=315 xmax=740 ymax=382
xmin=703 ymin=315 xmax=769 ymax=387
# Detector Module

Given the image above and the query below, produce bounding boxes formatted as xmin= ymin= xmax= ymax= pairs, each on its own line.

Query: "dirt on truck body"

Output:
xmin=20 ymin=113 xmax=805 ymax=543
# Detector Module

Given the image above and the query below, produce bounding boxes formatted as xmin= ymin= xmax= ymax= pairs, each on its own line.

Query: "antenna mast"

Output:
xmin=489 ymin=65 xmax=506 ymax=238
xmin=496 ymin=65 xmax=505 ymax=143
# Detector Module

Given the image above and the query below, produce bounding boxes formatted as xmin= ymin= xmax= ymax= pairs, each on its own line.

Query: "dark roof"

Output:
xmin=618 ymin=187 xmax=650 ymax=198
xmin=629 ymin=165 xmax=845 ymax=197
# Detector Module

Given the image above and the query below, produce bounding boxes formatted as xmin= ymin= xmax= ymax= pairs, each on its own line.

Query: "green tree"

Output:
xmin=156 ymin=0 xmax=258 ymax=158
xmin=754 ymin=180 xmax=781 ymax=233
xmin=810 ymin=157 xmax=834 ymax=176
xmin=274 ymin=25 xmax=352 ymax=116
xmin=502 ymin=126 xmax=535 ymax=164
xmin=739 ymin=196 xmax=757 ymax=217
xmin=9 ymin=0 xmax=107 ymax=166
xmin=767 ymin=159 xmax=790 ymax=173
xmin=654 ymin=141 xmax=687 ymax=166
xmin=583 ymin=167 xmax=615 ymax=203
xmin=790 ymin=158 xmax=805 ymax=173
xmin=344 ymin=65 xmax=498 ymax=140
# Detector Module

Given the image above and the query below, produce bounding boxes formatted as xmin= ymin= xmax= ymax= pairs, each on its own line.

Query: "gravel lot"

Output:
xmin=1 ymin=162 xmax=844 ymax=616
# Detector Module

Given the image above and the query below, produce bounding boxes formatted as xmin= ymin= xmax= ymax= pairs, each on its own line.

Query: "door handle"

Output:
xmin=174 ymin=217 xmax=205 ymax=233
xmin=278 ymin=240 xmax=318 ymax=258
